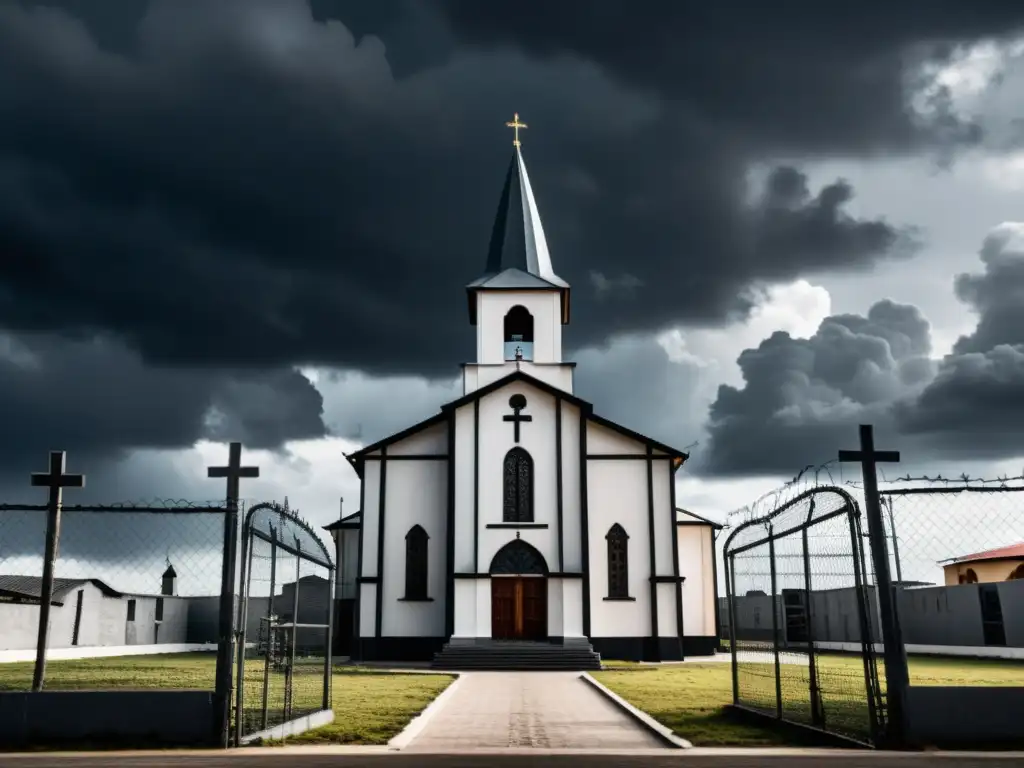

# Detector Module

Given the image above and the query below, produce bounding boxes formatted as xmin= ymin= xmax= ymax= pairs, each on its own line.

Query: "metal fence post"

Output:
xmin=768 ymin=526 xmax=783 ymax=720
xmin=801 ymin=525 xmax=822 ymax=727
xmin=29 ymin=451 xmax=85 ymax=692
xmin=324 ymin=563 xmax=335 ymax=712
xmin=726 ymin=552 xmax=740 ymax=705
xmin=233 ymin=521 xmax=255 ymax=746
xmin=208 ymin=442 xmax=259 ymax=748
xmin=261 ymin=525 xmax=277 ymax=731
xmin=839 ymin=425 xmax=908 ymax=748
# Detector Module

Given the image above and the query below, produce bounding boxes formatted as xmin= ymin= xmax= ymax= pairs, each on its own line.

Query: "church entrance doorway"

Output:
xmin=488 ymin=539 xmax=548 ymax=641
xmin=491 ymin=576 xmax=546 ymax=640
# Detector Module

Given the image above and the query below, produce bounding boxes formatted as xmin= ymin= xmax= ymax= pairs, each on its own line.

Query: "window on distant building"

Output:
xmin=126 ymin=599 xmax=136 ymax=622
xmin=155 ymin=597 xmax=164 ymax=622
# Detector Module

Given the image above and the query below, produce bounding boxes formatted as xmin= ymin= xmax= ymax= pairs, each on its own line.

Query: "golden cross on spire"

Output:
xmin=506 ymin=112 xmax=528 ymax=147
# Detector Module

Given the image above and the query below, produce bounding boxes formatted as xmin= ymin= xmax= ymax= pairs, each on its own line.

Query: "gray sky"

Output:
xmin=3 ymin=1 xmax=1024 ymax=576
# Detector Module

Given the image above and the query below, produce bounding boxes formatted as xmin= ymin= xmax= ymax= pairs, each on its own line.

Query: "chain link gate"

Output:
xmin=233 ymin=501 xmax=335 ymax=744
xmin=724 ymin=487 xmax=885 ymax=745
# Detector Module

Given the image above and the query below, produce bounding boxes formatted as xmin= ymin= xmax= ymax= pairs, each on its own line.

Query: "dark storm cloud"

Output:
xmin=700 ymin=301 xmax=935 ymax=476
xmin=437 ymin=1 xmax=1024 ymax=151
xmin=895 ymin=224 xmax=1024 ymax=453
xmin=702 ymin=223 xmax=1024 ymax=475
xmin=0 ymin=332 xmax=326 ymax=479
xmin=0 ymin=0 xmax=934 ymax=382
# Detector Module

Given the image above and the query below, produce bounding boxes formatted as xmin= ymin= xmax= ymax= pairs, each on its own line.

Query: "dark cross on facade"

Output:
xmin=30 ymin=451 xmax=85 ymax=692
xmin=838 ymin=423 xmax=909 ymax=746
xmin=503 ymin=394 xmax=532 ymax=443
xmin=207 ymin=441 xmax=259 ymax=746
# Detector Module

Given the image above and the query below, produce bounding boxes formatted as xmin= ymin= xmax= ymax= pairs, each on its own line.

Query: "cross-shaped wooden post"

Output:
xmin=207 ymin=441 xmax=259 ymax=747
xmin=838 ymin=424 xmax=909 ymax=746
xmin=503 ymin=394 xmax=532 ymax=443
xmin=30 ymin=451 xmax=85 ymax=692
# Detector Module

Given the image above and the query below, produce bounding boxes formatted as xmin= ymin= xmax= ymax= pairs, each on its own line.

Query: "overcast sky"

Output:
xmin=4 ymin=1 xmax=1024 ymax=580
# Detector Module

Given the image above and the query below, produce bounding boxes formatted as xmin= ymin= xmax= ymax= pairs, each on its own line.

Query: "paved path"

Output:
xmin=8 ymin=750 xmax=1024 ymax=767
xmin=403 ymin=672 xmax=665 ymax=751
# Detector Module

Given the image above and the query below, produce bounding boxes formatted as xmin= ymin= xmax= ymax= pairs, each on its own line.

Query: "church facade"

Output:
xmin=330 ymin=135 xmax=719 ymax=662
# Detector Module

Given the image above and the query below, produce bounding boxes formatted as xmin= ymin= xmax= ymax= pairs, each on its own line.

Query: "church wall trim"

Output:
xmin=473 ymin=399 xmax=480 ymax=573
xmin=485 ymin=522 xmax=548 ymax=529
xmin=353 ymin=455 xmax=367 ymax=658
xmin=669 ymin=463 xmax=686 ymax=659
xmin=587 ymin=454 xmax=678 ymax=461
xmin=578 ymin=409 xmax=591 ymax=637
xmin=374 ymin=446 xmax=388 ymax=640
xmin=645 ymin=445 xmax=660 ymax=658
xmin=361 ymin=454 xmax=448 ymax=461
xmin=444 ymin=411 xmax=457 ymax=638
xmin=555 ymin=395 xmax=564 ymax=572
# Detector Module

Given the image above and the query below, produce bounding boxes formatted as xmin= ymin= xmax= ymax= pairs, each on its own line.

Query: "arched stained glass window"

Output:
xmin=502 ymin=447 xmax=533 ymax=522
xmin=606 ymin=524 xmax=629 ymax=599
xmin=404 ymin=525 xmax=429 ymax=600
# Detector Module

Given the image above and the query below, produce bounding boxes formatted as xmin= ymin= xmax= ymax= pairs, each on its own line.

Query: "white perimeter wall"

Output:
xmin=0 ymin=586 xmax=189 ymax=651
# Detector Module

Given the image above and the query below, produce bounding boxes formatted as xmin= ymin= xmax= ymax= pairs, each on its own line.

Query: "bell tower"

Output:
xmin=463 ymin=114 xmax=573 ymax=395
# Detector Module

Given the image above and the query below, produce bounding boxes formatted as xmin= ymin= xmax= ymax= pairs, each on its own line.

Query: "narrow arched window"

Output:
xmin=1008 ymin=564 xmax=1024 ymax=581
xmin=404 ymin=525 xmax=429 ymax=600
xmin=606 ymin=524 xmax=629 ymax=598
xmin=963 ymin=568 xmax=979 ymax=585
xmin=503 ymin=305 xmax=534 ymax=361
xmin=502 ymin=447 xmax=534 ymax=522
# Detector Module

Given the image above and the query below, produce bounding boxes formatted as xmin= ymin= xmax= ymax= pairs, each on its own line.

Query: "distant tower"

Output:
xmin=462 ymin=113 xmax=574 ymax=395
xmin=161 ymin=563 xmax=177 ymax=596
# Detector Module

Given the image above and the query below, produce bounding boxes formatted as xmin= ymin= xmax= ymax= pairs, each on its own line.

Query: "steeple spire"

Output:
xmin=466 ymin=113 xmax=569 ymax=324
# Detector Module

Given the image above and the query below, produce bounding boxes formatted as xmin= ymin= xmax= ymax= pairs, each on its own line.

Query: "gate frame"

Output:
xmin=723 ymin=486 xmax=884 ymax=746
xmin=233 ymin=501 xmax=335 ymax=746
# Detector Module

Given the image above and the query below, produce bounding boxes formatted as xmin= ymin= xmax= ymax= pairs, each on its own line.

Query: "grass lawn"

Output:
xmin=0 ymin=652 xmax=454 ymax=747
xmin=593 ymin=654 xmax=1024 ymax=747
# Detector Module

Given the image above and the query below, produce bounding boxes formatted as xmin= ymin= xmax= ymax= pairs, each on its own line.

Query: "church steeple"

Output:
xmin=466 ymin=116 xmax=569 ymax=326
xmin=462 ymin=115 xmax=574 ymax=394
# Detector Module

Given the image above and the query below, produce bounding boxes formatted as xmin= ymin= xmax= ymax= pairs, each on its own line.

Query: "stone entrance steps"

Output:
xmin=431 ymin=640 xmax=602 ymax=671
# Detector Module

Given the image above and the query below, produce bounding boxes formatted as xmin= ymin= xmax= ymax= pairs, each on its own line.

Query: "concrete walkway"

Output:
xmin=402 ymin=671 xmax=665 ymax=751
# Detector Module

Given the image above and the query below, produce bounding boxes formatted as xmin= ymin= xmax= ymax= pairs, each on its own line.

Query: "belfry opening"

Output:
xmin=504 ymin=305 xmax=534 ymax=361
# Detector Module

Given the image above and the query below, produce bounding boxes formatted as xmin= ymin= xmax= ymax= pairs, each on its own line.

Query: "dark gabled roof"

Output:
xmin=324 ymin=510 xmax=362 ymax=531
xmin=467 ymin=148 xmax=569 ymax=324
xmin=347 ymin=411 xmax=448 ymax=462
xmin=0 ymin=575 xmax=122 ymax=605
xmin=162 ymin=564 xmax=177 ymax=578
xmin=346 ymin=369 xmax=690 ymax=467
xmin=676 ymin=508 xmax=725 ymax=530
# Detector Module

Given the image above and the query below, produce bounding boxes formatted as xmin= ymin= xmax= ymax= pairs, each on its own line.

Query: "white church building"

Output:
xmin=331 ymin=129 xmax=720 ymax=663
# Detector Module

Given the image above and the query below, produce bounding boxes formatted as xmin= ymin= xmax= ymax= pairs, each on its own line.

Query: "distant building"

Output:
xmin=0 ymin=574 xmax=189 ymax=652
xmin=942 ymin=542 xmax=1024 ymax=585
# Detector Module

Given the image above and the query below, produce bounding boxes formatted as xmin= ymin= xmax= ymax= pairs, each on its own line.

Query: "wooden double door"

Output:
xmin=491 ymin=576 xmax=547 ymax=640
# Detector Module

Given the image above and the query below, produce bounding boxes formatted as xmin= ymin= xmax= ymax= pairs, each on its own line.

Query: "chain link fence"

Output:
xmin=0 ymin=501 xmax=227 ymax=692
xmin=866 ymin=478 xmax=1024 ymax=681
xmin=234 ymin=501 xmax=334 ymax=744
xmin=724 ymin=486 xmax=883 ymax=745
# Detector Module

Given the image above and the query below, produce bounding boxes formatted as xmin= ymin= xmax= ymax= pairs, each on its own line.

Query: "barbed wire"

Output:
xmin=0 ymin=498 xmax=229 ymax=513
xmin=727 ymin=461 xmax=1024 ymax=528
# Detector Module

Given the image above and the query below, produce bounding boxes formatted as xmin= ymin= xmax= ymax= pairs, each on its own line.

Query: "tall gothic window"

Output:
xmin=502 ymin=447 xmax=534 ymax=522
xmin=606 ymin=524 xmax=629 ymax=598
xmin=404 ymin=525 xmax=429 ymax=600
